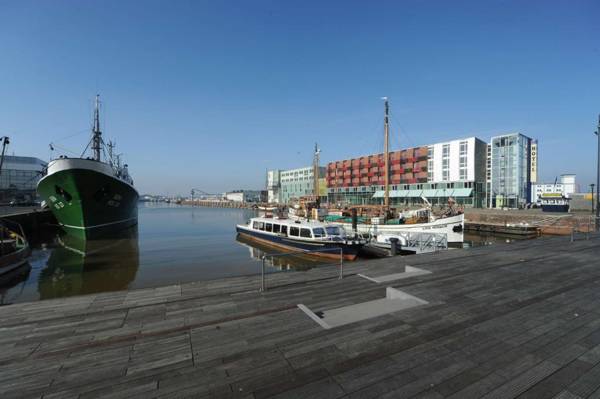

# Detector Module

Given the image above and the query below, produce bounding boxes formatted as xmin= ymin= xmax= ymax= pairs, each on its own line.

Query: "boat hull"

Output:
xmin=236 ymin=225 xmax=361 ymax=260
xmin=541 ymin=204 xmax=569 ymax=213
xmin=37 ymin=161 xmax=138 ymax=240
xmin=0 ymin=245 xmax=31 ymax=276
xmin=332 ymin=213 xmax=465 ymax=243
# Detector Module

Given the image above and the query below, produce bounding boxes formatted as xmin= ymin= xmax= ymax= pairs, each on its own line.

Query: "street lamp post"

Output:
xmin=596 ymin=115 xmax=600 ymax=230
xmin=592 ymin=184 xmax=596 ymax=216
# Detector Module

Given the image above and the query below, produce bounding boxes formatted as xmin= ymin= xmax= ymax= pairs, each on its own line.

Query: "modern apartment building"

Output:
xmin=327 ymin=137 xmax=488 ymax=207
xmin=489 ymin=133 xmax=535 ymax=208
xmin=267 ymin=166 xmax=326 ymax=204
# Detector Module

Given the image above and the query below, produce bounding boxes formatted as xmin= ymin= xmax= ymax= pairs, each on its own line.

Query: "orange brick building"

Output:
xmin=326 ymin=146 xmax=429 ymax=189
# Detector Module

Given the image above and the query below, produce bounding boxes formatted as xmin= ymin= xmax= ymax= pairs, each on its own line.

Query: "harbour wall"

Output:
xmin=182 ymin=200 xmax=257 ymax=208
xmin=464 ymin=208 xmax=596 ymax=235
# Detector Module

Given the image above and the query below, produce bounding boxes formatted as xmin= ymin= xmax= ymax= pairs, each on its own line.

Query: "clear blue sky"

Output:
xmin=1 ymin=0 xmax=599 ymax=195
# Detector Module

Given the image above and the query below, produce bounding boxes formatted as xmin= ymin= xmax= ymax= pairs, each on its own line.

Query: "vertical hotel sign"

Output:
xmin=530 ymin=140 xmax=538 ymax=183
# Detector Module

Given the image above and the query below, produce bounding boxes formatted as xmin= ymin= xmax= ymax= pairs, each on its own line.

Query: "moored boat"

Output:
xmin=323 ymin=98 xmax=464 ymax=243
xmin=0 ymin=220 xmax=31 ymax=276
xmin=327 ymin=210 xmax=464 ymax=243
xmin=236 ymin=217 xmax=364 ymax=260
xmin=540 ymin=193 xmax=570 ymax=213
xmin=37 ymin=95 xmax=138 ymax=240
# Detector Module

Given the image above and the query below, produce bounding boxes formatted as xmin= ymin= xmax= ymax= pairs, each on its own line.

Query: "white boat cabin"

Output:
xmin=245 ymin=217 xmax=348 ymax=241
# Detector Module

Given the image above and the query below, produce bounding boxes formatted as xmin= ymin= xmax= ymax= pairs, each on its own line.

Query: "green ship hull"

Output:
xmin=37 ymin=164 xmax=138 ymax=240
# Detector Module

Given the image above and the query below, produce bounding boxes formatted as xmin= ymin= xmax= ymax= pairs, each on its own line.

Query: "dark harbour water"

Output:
xmin=0 ymin=204 xmax=526 ymax=304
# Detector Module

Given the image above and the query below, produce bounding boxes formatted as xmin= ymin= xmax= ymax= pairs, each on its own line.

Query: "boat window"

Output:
xmin=313 ymin=227 xmax=326 ymax=238
xmin=253 ymin=221 xmax=259 ymax=229
xmin=266 ymin=223 xmax=272 ymax=232
xmin=258 ymin=222 xmax=265 ymax=231
xmin=326 ymin=226 xmax=341 ymax=236
xmin=273 ymin=224 xmax=281 ymax=233
xmin=289 ymin=226 xmax=299 ymax=236
xmin=281 ymin=225 xmax=288 ymax=236
xmin=300 ymin=228 xmax=312 ymax=238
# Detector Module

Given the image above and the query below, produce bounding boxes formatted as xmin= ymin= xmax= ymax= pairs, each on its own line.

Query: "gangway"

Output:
xmin=402 ymin=231 xmax=448 ymax=254
xmin=367 ymin=231 xmax=448 ymax=255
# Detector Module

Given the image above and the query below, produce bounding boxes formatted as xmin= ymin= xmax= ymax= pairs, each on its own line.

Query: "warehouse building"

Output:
xmin=224 ymin=190 xmax=266 ymax=203
xmin=326 ymin=137 xmax=488 ymax=207
xmin=0 ymin=155 xmax=46 ymax=202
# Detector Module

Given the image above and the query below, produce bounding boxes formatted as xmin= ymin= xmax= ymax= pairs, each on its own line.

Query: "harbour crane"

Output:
xmin=190 ymin=189 xmax=221 ymax=204
xmin=0 ymin=136 xmax=10 ymax=176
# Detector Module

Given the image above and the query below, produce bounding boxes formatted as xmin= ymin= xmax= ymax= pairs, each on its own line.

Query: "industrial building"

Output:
xmin=267 ymin=166 xmax=326 ymax=204
xmin=223 ymin=190 xmax=266 ymax=203
xmin=488 ymin=133 xmax=536 ymax=208
xmin=326 ymin=137 xmax=488 ymax=207
xmin=531 ymin=174 xmax=577 ymax=205
xmin=0 ymin=155 xmax=46 ymax=202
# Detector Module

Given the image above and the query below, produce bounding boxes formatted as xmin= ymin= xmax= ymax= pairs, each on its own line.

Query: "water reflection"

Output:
xmin=236 ymin=234 xmax=326 ymax=272
xmin=462 ymin=231 xmax=531 ymax=248
xmin=0 ymin=263 xmax=31 ymax=305
xmin=0 ymin=205 xmax=543 ymax=305
xmin=38 ymin=226 xmax=139 ymax=299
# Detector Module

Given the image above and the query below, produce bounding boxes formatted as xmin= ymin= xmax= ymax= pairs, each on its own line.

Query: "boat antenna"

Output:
xmin=0 ymin=136 xmax=10 ymax=176
xmin=91 ymin=94 xmax=102 ymax=161
xmin=313 ymin=142 xmax=321 ymax=205
xmin=107 ymin=140 xmax=115 ymax=167
xmin=382 ymin=97 xmax=390 ymax=212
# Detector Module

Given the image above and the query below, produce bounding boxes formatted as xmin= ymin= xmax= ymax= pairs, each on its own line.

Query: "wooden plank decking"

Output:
xmin=1 ymin=233 xmax=600 ymax=398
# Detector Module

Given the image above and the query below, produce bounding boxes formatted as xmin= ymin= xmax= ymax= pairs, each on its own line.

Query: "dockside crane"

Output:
xmin=190 ymin=189 xmax=221 ymax=204
xmin=0 ymin=136 xmax=10 ymax=176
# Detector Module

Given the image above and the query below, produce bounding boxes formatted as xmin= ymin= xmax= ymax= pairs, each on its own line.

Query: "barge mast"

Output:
xmin=383 ymin=97 xmax=390 ymax=213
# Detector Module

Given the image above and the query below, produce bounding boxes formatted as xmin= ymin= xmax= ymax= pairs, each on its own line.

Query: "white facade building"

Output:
xmin=531 ymin=174 xmax=577 ymax=204
xmin=266 ymin=170 xmax=281 ymax=203
xmin=427 ymin=137 xmax=487 ymax=183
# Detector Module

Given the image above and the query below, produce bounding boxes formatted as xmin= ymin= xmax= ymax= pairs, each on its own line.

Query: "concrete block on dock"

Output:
xmin=358 ymin=265 xmax=431 ymax=283
xmin=297 ymin=287 xmax=428 ymax=329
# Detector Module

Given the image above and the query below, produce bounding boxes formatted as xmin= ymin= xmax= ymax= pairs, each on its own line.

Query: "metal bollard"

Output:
xmin=339 ymin=249 xmax=344 ymax=279
xmin=571 ymin=227 xmax=574 ymax=243
xmin=389 ymin=237 xmax=399 ymax=256
xmin=260 ymin=255 xmax=266 ymax=292
xmin=587 ymin=216 xmax=591 ymax=240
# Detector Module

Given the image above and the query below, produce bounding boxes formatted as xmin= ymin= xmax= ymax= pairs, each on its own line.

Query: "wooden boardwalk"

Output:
xmin=2 ymin=233 xmax=600 ymax=398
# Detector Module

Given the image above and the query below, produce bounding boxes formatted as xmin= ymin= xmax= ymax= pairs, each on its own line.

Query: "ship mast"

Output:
xmin=313 ymin=142 xmax=320 ymax=203
xmin=383 ymin=97 xmax=390 ymax=211
xmin=92 ymin=94 xmax=102 ymax=161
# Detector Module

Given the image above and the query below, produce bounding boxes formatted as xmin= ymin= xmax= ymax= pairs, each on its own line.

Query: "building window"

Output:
xmin=427 ymin=146 xmax=434 ymax=182
xmin=442 ymin=144 xmax=450 ymax=181
xmin=459 ymin=140 xmax=468 ymax=180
